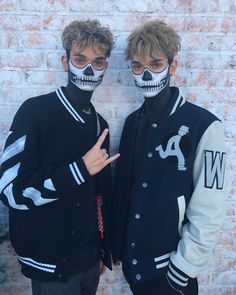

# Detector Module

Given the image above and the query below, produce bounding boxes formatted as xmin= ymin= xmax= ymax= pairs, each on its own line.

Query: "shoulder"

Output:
xmin=11 ymin=91 xmax=58 ymax=129
xmin=20 ymin=91 xmax=57 ymax=112
xmin=21 ymin=92 xmax=57 ymax=109
xmin=182 ymin=101 xmax=220 ymax=124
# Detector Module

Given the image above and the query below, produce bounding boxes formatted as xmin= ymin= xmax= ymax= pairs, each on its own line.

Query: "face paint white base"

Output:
xmin=69 ymin=60 xmax=105 ymax=91
xmin=133 ymin=65 xmax=170 ymax=97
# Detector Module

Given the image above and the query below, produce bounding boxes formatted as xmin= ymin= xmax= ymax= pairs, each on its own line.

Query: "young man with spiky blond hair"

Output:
xmin=112 ymin=20 xmax=226 ymax=295
xmin=0 ymin=20 xmax=119 ymax=295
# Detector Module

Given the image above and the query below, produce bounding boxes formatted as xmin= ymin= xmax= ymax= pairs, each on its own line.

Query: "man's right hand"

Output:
xmin=82 ymin=129 xmax=120 ymax=176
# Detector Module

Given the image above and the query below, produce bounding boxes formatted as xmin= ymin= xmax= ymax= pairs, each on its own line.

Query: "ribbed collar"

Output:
xmin=55 ymin=87 xmax=101 ymax=136
xmin=137 ymin=87 xmax=185 ymax=121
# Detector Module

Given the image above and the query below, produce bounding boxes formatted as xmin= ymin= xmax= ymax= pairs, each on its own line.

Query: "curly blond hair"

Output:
xmin=62 ymin=20 xmax=114 ymax=57
xmin=125 ymin=20 xmax=181 ymax=62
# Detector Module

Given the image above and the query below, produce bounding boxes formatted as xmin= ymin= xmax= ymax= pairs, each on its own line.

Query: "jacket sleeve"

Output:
xmin=0 ymin=101 xmax=91 ymax=210
xmin=167 ymin=120 xmax=226 ymax=293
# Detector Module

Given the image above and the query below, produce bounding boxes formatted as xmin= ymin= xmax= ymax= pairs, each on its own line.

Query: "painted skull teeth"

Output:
xmin=69 ymin=60 xmax=105 ymax=91
xmin=133 ymin=65 xmax=170 ymax=97
xmin=135 ymin=78 xmax=167 ymax=90
xmin=73 ymin=76 xmax=102 ymax=85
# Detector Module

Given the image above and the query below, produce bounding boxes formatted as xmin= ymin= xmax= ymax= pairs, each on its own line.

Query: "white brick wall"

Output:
xmin=0 ymin=1 xmax=235 ymax=294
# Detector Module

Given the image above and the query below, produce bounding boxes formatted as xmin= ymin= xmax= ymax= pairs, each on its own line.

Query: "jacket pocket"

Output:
xmin=177 ymin=195 xmax=186 ymax=237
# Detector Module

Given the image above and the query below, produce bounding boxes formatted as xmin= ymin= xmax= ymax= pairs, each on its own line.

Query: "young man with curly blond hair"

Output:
xmin=112 ymin=20 xmax=226 ymax=295
xmin=0 ymin=20 xmax=119 ymax=295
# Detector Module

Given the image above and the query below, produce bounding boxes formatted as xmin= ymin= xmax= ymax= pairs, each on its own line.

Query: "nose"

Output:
xmin=142 ymin=69 xmax=152 ymax=81
xmin=84 ymin=65 xmax=94 ymax=76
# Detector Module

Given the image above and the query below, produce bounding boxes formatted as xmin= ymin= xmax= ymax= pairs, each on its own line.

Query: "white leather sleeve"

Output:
xmin=170 ymin=120 xmax=226 ymax=278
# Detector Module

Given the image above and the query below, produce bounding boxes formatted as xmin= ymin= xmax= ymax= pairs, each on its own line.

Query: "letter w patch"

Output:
xmin=204 ymin=150 xmax=226 ymax=189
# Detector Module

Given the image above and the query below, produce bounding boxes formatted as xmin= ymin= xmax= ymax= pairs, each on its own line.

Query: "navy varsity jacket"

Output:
xmin=112 ymin=87 xmax=226 ymax=293
xmin=0 ymin=87 xmax=112 ymax=282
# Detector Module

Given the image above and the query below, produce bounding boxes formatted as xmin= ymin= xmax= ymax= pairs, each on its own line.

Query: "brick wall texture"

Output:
xmin=0 ymin=0 xmax=235 ymax=294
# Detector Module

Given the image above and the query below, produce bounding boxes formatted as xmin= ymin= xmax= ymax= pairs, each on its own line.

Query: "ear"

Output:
xmin=169 ymin=59 xmax=177 ymax=76
xmin=61 ymin=55 xmax=69 ymax=72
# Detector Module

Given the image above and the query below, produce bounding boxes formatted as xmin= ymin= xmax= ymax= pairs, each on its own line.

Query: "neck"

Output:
xmin=144 ymin=85 xmax=172 ymax=115
xmin=64 ymin=79 xmax=93 ymax=110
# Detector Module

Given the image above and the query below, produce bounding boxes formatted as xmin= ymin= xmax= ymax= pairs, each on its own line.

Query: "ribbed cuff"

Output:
xmin=69 ymin=158 xmax=91 ymax=186
xmin=166 ymin=261 xmax=189 ymax=294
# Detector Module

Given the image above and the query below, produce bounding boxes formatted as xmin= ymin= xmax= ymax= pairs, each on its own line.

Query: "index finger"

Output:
xmin=95 ymin=128 xmax=109 ymax=148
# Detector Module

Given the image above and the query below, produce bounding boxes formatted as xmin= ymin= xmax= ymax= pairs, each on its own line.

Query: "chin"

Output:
xmin=143 ymin=92 xmax=159 ymax=98
xmin=78 ymin=86 xmax=95 ymax=92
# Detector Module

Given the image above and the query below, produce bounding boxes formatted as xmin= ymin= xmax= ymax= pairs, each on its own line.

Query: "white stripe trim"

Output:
xmin=154 ymin=252 xmax=171 ymax=262
xmin=18 ymin=256 xmax=56 ymax=269
xmin=3 ymin=183 xmax=29 ymax=210
xmin=0 ymin=163 xmax=21 ymax=194
xmin=56 ymin=88 xmax=85 ymax=123
xmin=167 ymin=271 xmax=188 ymax=287
xmin=72 ymin=162 xmax=85 ymax=183
xmin=1 ymin=135 xmax=26 ymax=165
xmin=156 ymin=261 xmax=169 ymax=269
xmin=169 ymin=264 xmax=188 ymax=281
xmin=69 ymin=164 xmax=82 ymax=185
xmin=95 ymin=112 xmax=101 ymax=136
xmin=56 ymin=89 xmax=79 ymax=122
xmin=18 ymin=257 xmax=56 ymax=273
xmin=44 ymin=178 xmax=56 ymax=191
xmin=180 ymin=98 xmax=185 ymax=107
xmin=169 ymin=94 xmax=182 ymax=116
xmin=23 ymin=187 xmax=58 ymax=206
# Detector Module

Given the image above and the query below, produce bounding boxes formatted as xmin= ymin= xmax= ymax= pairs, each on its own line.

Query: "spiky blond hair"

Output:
xmin=125 ymin=20 xmax=181 ymax=62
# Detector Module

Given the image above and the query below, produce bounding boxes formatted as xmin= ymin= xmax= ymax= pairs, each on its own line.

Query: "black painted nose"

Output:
xmin=142 ymin=69 xmax=152 ymax=81
xmin=84 ymin=65 xmax=94 ymax=76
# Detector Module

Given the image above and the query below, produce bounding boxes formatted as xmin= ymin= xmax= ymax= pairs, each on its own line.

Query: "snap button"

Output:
xmin=131 ymin=242 xmax=136 ymax=248
xmin=142 ymin=182 xmax=148 ymax=188
xmin=132 ymin=259 xmax=138 ymax=265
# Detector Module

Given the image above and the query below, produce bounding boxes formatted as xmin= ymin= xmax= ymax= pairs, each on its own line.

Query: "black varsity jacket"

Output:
xmin=112 ymin=87 xmax=226 ymax=293
xmin=0 ymin=87 xmax=112 ymax=282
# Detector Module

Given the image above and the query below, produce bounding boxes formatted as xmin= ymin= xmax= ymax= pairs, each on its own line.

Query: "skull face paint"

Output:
xmin=133 ymin=65 xmax=170 ymax=98
xmin=69 ymin=60 xmax=106 ymax=91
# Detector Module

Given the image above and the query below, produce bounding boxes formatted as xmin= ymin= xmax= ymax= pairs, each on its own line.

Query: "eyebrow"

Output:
xmin=73 ymin=53 xmax=106 ymax=60
xmin=151 ymin=58 xmax=166 ymax=62
xmin=94 ymin=56 xmax=106 ymax=60
xmin=131 ymin=58 xmax=165 ymax=64
xmin=131 ymin=61 xmax=141 ymax=64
